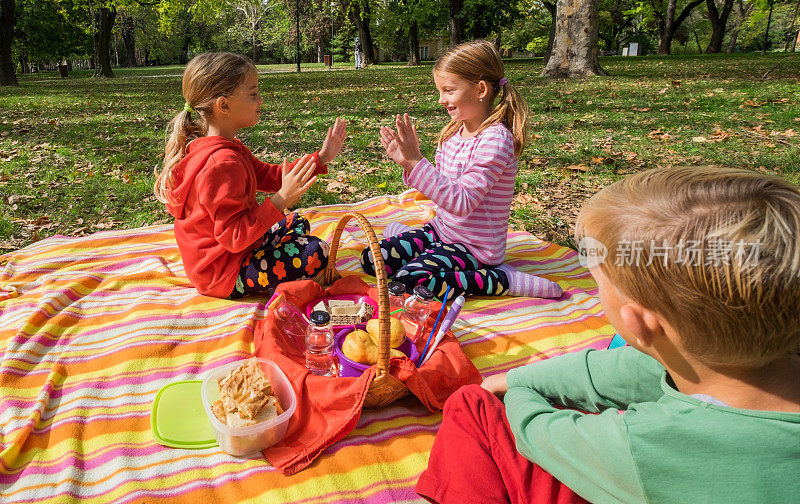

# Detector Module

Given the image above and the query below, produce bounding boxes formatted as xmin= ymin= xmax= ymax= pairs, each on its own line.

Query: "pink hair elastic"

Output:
xmin=498 ymin=77 xmax=508 ymax=87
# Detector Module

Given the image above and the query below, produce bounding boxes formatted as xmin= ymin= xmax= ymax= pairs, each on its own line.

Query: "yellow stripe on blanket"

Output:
xmin=0 ymin=190 xmax=612 ymax=503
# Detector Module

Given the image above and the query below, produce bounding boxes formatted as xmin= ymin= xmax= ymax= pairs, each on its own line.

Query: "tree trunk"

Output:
xmin=349 ymin=0 xmax=376 ymax=65
xmin=93 ymin=7 xmax=116 ymax=78
xmin=705 ymin=0 xmax=735 ymax=52
xmin=543 ymin=1 xmax=557 ymax=64
xmin=761 ymin=0 xmax=773 ymax=55
xmin=785 ymin=0 xmax=800 ymax=51
xmin=449 ymin=0 xmax=464 ymax=45
xmin=0 ymin=0 xmax=18 ymax=86
xmin=121 ymin=13 xmax=136 ymax=66
xmin=726 ymin=0 xmax=750 ymax=52
xmin=542 ymin=0 xmax=606 ymax=77
xmin=657 ymin=0 xmax=704 ymax=54
xmin=180 ymin=36 xmax=190 ymax=64
xmin=317 ymin=38 xmax=324 ymax=63
xmin=19 ymin=53 xmax=29 ymax=74
xmin=408 ymin=19 xmax=420 ymax=65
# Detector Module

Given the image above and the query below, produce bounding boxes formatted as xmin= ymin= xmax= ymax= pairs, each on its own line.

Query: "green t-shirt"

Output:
xmin=504 ymin=346 xmax=800 ymax=504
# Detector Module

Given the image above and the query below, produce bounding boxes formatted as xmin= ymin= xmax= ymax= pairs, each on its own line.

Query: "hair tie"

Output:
xmin=498 ymin=77 xmax=508 ymax=87
xmin=183 ymin=102 xmax=194 ymax=113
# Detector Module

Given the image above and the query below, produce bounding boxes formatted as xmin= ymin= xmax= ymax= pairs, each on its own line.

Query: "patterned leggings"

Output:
xmin=360 ymin=224 xmax=510 ymax=299
xmin=229 ymin=213 xmax=329 ymax=299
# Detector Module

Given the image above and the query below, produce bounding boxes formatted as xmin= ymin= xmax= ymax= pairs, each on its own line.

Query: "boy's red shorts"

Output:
xmin=416 ymin=384 xmax=590 ymax=504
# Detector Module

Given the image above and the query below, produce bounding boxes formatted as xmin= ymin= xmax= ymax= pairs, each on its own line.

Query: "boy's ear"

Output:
xmin=619 ymin=303 xmax=666 ymax=348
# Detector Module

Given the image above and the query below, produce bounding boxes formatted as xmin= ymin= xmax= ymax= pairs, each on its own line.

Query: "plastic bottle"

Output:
xmin=401 ymin=285 xmax=433 ymax=343
xmin=388 ymin=281 xmax=406 ymax=318
xmin=272 ymin=296 xmax=308 ymax=350
xmin=305 ymin=310 xmax=335 ymax=376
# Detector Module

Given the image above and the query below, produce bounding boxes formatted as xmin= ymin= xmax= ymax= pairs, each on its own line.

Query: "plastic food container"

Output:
xmin=334 ymin=325 xmax=419 ymax=377
xmin=201 ymin=358 xmax=296 ymax=456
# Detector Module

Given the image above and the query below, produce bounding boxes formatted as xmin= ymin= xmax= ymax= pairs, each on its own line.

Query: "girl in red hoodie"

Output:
xmin=154 ymin=52 xmax=346 ymax=298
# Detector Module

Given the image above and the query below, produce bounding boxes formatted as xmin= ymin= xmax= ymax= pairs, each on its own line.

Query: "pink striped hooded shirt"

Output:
xmin=404 ymin=122 xmax=517 ymax=265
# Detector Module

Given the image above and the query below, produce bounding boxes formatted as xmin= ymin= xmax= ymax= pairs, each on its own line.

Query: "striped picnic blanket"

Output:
xmin=0 ymin=190 xmax=612 ymax=503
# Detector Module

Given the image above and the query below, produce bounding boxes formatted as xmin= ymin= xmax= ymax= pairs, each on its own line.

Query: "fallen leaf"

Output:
xmin=564 ymin=164 xmax=592 ymax=172
xmin=692 ymin=136 xmax=709 ymax=143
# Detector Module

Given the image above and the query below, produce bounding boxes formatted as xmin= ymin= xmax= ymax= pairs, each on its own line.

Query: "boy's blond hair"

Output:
xmin=576 ymin=166 xmax=800 ymax=367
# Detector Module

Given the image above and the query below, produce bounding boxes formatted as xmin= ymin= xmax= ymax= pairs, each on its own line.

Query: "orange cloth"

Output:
xmin=255 ymin=276 xmax=481 ymax=475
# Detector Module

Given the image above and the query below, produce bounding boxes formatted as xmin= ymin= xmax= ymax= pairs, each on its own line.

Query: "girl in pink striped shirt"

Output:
xmin=361 ymin=40 xmax=562 ymax=300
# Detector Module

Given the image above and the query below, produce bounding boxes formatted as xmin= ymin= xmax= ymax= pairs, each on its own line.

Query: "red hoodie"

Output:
xmin=165 ymin=136 xmax=327 ymax=298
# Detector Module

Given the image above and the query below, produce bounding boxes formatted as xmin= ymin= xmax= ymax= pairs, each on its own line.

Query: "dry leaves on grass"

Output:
xmin=648 ymin=129 xmax=674 ymax=141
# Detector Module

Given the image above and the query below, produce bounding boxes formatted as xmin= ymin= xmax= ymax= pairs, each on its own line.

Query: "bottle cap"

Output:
xmin=309 ymin=310 xmax=331 ymax=326
xmin=388 ymin=281 xmax=406 ymax=296
xmin=413 ymin=285 xmax=433 ymax=301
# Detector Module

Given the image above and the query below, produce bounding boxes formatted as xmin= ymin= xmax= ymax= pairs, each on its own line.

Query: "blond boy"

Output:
xmin=416 ymin=167 xmax=800 ymax=504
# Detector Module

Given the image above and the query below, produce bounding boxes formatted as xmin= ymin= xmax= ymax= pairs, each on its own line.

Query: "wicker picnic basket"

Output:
xmin=314 ymin=212 xmax=411 ymax=408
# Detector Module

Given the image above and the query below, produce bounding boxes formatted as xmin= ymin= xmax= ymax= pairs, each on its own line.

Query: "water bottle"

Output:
xmin=388 ymin=281 xmax=406 ymax=318
xmin=305 ymin=310 xmax=335 ymax=376
xmin=272 ymin=296 xmax=308 ymax=350
xmin=401 ymin=285 xmax=433 ymax=344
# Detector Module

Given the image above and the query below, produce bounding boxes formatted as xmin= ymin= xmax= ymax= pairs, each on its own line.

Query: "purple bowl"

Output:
xmin=334 ymin=325 xmax=419 ymax=377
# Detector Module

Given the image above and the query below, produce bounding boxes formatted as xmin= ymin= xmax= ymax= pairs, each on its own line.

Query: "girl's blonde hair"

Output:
xmin=576 ymin=167 xmax=800 ymax=367
xmin=434 ymin=39 xmax=528 ymax=157
xmin=154 ymin=52 xmax=256 ymax=204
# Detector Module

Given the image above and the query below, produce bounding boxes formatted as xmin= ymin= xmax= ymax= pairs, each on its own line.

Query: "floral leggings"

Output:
xmin=360 ymin=223 xmax=510 ymax=300
xmin=228 ymin=213 xmax=329 ymax=299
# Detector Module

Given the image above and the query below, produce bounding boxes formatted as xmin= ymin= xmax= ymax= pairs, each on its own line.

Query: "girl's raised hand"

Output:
xmin=271 ymin=155 xmax=317 ymax=211
xmin=318 ymin=117 xmax=347 ymax=165
xmin=383 ymin=114 xmax=422 ymax=173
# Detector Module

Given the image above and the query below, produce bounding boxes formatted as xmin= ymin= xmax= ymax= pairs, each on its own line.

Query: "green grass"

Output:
xmin=1 ymin=53 xmax=799 ymax=253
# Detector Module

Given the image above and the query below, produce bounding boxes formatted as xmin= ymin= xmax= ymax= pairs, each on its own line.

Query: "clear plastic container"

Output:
xmin=269 ymin=294 xmax=309 ymax=350
xmin=388 ymin=281 xmax=406 ymax=318
xmin=401 ymin=285 xmax=433 ymax=343
xmin=201 ymin=358 xmax=297 ymax=457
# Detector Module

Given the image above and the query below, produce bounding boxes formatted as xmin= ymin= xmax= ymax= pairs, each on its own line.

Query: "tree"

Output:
xmin=706 ymin=0 xmax=736 ymax=52
xmin=542 ymin=0 xmax=605 ymax=77
xmin=462 ymin=0 xmax=523 ymax=39
xmin=726 ymin=0 xmax=754 ymax=51
xmin=598 ymin=0 xmax=637 ymax=53
xmin=0 ymin=0 xmax=17 ymax=85
xmin=232 ymin=0 xmax=280 ymax=62
xmin=646 ymin=0 xmax=705 ymax=54
xmin=118 ymin=8 xmax=137 ymax=65
xmin=761 ymin=0 xmax=773 ymax=53
xmin=449 ymin=0 xmax=464 ymax=43
xmin=347 ymin=0 xmax=375 ymax=64
xmin=92 ymin=4 xmax=117 ymax=77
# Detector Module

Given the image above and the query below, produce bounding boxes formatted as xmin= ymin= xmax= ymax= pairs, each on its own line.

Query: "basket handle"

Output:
xmin=316 ymin=212 xmax=392 ymax=377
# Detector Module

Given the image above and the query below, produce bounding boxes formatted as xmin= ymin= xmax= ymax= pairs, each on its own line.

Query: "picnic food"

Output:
xmin=342 ymin=329 xmax=407 ymax=365
xmin=211 ymin=358 xmax=283 ymax=428
xmin=341 ymin=329 xmax=378 ymax=364
xmin=365 ymin=318 xmax=405 ymax=348
xmin=313 ymin=298 xmax=375 ymax=325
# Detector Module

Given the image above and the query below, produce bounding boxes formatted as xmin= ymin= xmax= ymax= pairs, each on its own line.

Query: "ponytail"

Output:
xmin=483 ymin=82 xmax=528 ymax=158
xmin=154 ymin=109 xmax=208 ymax=204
